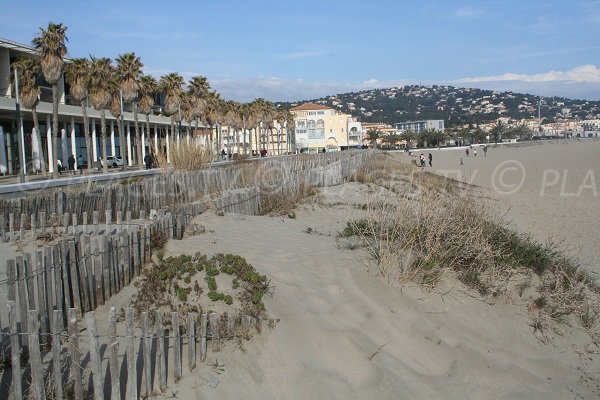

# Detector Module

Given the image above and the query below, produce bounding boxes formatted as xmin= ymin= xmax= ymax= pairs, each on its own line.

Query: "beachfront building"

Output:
xmin=290 ymin=103 xmax=362 ymax=153
xmin=394 ymin=119 xmax=445 ymax=133
xmin=0 ymin=36 xmax=193 ymax=176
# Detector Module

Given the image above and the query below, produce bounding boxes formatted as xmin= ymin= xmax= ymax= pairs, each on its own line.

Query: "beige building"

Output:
xmin=290 ymin=103 xmax=362 ymax=152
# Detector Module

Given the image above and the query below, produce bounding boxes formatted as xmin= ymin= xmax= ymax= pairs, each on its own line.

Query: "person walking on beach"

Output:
xmin=483 ymin=145 xmax=488 ymax=157
xmin=465 ymin=148 xmax=469 ymax=157
xmin=474 ymin=149 xmax=477 ymax=157
xmin=428 ymin=153 xmax=433 ymax=167
xmin=419 ymin=154 xmax=425 ymax=167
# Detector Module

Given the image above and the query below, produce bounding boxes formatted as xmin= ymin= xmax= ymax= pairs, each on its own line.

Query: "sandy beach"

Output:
xmin=0 ymin=146 xmax=599 ymax=399
xmin=417 ymin=139 xmax=600 ymax=274
xmin=147 ymin=170 xmax=599 ymax=399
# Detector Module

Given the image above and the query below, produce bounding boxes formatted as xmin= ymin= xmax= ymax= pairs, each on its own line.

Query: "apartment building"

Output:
xmin=394 ymin=119 xmax=445 ymax=133
xmin=0 ymin=37 xmax=191 ymax=176
xmin=290 ymin=103 xmax=362 ymax=152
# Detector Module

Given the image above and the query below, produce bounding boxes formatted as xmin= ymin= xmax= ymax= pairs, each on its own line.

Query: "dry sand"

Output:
xmin=420 ymin=139 xmax=600 ymax=273
xmin=150 ymin=179 xmax=599 ymax=399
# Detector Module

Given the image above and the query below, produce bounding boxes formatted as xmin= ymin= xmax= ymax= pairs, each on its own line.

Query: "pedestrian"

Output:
xmin=428 ymin=153 xmax=433 ymax=167
xmin=483 ymin=145 xmax=488 ymax=157
xmin=474 ymin=149 xmax=477 ymax=157
xmin=77 ymin=154 xmax=84 ymax=174
xmin=221 ymin=148 xmax=226 ymax=160
xmin=419 ymin=154 xmax=425 ymax=167
xmin=68 ymin=154 xmax=75 ymax=173
xmin=465 ymin=148 xmax=469 ymax=157
xmin=144 ymin=153 xmax=153 ymax=169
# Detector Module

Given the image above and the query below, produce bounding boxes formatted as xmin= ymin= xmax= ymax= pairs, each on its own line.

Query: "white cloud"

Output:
xmin=457 ymin=65 xmax=600 ymax=83
xmin=454 ymin=7 xmax=483 ymax=18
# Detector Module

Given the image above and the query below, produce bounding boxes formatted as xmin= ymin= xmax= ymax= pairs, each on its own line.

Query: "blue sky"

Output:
xmin=2 ymin=0 xmax=600 ymax=101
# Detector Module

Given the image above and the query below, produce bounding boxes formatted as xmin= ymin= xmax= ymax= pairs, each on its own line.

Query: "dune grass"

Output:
xmin=343 ymin=153 xmax=600 ymax=342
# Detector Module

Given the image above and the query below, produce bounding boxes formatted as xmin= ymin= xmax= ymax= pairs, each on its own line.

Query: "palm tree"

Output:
xmin=490 ymin=120 xmax=506 ymax=143
xmin=139 ymin=75 xmax=158 ymax=156
xmin=32 ymin=22 xmax=68 ymax=178
xmin=366 ymin=128 xmax=381 ymax=148
xmin=159 ymin=73 xmax=185 ymax=157
xmin=188 ymin=76 xmax=210 ymax=137
xmin=64 ymin=58 xmax=92 ymax=173
xmin=88 ymin=57 xmax=114 ymax=173
xmin=285 ymin=110 xmax=295 ymax=154
xmin=11 ymin=58 xmax=47 ymax=175
xmin=400 ymin=129 xmax=416 ymax=149
xmin=116 ymin=53 xmax=143 ymax=167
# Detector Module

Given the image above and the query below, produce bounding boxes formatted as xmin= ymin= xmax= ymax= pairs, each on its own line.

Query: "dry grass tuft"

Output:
xmin=155 ymin=141 xmax=213 ymax=171
xmin=344 ymin=163 xmax=600 ymax=341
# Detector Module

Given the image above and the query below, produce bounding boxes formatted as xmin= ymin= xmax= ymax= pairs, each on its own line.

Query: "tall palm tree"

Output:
xmin=32 ymin=22 xmax=68 ymax=178
xmin=204 ymin=91 xmax=223 ymax=155
xmin=64 ymin=58 xmax=92 ymax=173
xmin=139 ymin=75 xmax=158 ymax=156
xmin=400 ymin=129 xmax=416 ymax=149
xmin=116 ymin=53 xmax=143 ymax=167
xmin=10 ymin=58 xmax=47 ymax=175
xmin=159 ymin=73 xmax=185 ymax=156
xmin=187 ymin=76 xmax=210 ymax=147
xmin=366 ymin=128 xmax=381 ymax=148
xmin=285 ymin=110 xmax=295 ymax=154
xmin=490 ymin=120 xmax=506 ymax=143
xmin=88 ymin=57 xmax=114 ymax=173
xmin=275 ymin=110 xmax=287 ymax=155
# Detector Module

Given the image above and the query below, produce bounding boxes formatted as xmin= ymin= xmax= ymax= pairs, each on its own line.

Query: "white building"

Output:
xmin=394 ymin=120 xmax=445 ymax=133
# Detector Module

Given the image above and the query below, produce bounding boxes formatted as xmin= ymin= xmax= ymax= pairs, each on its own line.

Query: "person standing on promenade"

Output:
xmin=466 ymin=148 xmax=470 ymax=157
xmin=483 ymin=145 xmax=488 ymax=157
xmin=474 ymin=149 xmax=477 ymax=157
xmin=428 ymin=153 xmax=433 ymax=167
xmin=68 ymin=154 xmax=75 ymax=173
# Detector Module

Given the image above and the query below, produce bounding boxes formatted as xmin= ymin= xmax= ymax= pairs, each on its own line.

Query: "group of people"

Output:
xmin=419 ymin=153 xmax=433 ymax=167
xmin=465 ymin=145 xmax=488 ymax=157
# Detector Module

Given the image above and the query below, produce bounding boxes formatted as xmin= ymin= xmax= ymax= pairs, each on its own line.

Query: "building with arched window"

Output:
xmin=290 ymin=103 xmax=362 ymax=153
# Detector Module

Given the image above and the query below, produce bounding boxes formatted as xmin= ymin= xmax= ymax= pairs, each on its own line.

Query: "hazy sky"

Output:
xmin=2 ymin=0 xmax=600 ymax=101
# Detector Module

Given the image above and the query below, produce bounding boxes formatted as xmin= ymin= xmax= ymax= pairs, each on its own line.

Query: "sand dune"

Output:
xmin=154 ymin=181 xmax=599 ymax=399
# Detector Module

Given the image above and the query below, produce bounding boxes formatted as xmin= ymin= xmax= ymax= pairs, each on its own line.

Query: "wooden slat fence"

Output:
xmin=0 ymin=150 xmax=375 ymax=236
xmin=3 ymin=305 xmax=264 ymax=399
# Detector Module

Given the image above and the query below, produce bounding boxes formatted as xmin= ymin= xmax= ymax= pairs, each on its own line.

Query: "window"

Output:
xmin=317 ymin=111 xmax=325 ymax=115
xmin=296 ymin=120 xmax=306 ymax=128
xmin=308 ymin=120 xmax=316 ymax=129
xmin=316 ymin=119 xmax=324 ymax=128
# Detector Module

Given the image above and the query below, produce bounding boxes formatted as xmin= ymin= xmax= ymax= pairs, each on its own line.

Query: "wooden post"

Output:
xmin=172 ymin=312 xmax=182 ymax=382
xmin=59 ymin=241 xmax=71 ymax=312
xmin=125 ymin=308 xmax=137 ymax=400
xmin=210 ymin=312 xmax=220 ymax=352
xmin=105 ymin=210 xmax=111 ymax=234
xmin=200 ymin=313 xmax=207 ymax=362
xmin=188 ymin=313 xmax=197 ymax=371
xmin=82 ymin=211 xmax=88 ymax=235
xmin=19 ymin=213 xmax=26 ymax=241
xmin=24 ymin=254 xmax=36 ymax=310
xmin=85 ymin=312 xmax=104 ymax=400
xmin=9 ymin=212 xmax=14 ymax=242
xmin=108 ymin=307 xmax=120 ymax=400
xmin=0 ymin=214 xmax=5 ymax=241
xmin=156 ymin=311 xmax=167 ymax=393
xmin=35 ymin=250 xmax=49 ymax=346
xmin=68 ymin=240 xmax=83 ymax=318
xmin=68 ymin=308 xmax=84 ymax=400
xmin=8 ymin=302 xmax=23 ymax=400
xmin=72 ymin=212 xmax=77 ymax=235
xmin=63 ymin=212 xmax=70 ymax=235
xmin=31 ymin=213 xmax=36 ymax=236
xmin=7 ymin=259 xmax=16 ymax=302
xmin=116 ymin=211 xmax=122 ymax=234
xmin=28 ymin=310 xmax=46 ymax=400
xmin=92 ymin=210 xmax=99 ymax=233
xmin=16 ymin=256 xmax=28 ymax=333
xmin=227 ymin=312 xmax=235 ymax=339
xmin=52 ymin=310 xmax=64 ymax=400
xmin=142 ymin=312 xmax=153 ymax=396
xmin=40 ymin=211 xmax=46 ymax=233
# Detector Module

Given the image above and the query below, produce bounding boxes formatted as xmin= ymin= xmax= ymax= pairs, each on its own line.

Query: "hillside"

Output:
xmin=276 ymin=85 xmax=600 ymax=128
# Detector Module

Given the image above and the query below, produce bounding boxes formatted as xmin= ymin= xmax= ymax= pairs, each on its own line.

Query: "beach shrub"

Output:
xmin=350 ymin=170 xmax=600 ymax=341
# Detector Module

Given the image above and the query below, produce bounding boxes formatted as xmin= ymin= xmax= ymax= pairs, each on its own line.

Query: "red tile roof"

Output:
xmin=290 ymin=103 xmax=331 ymax=111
